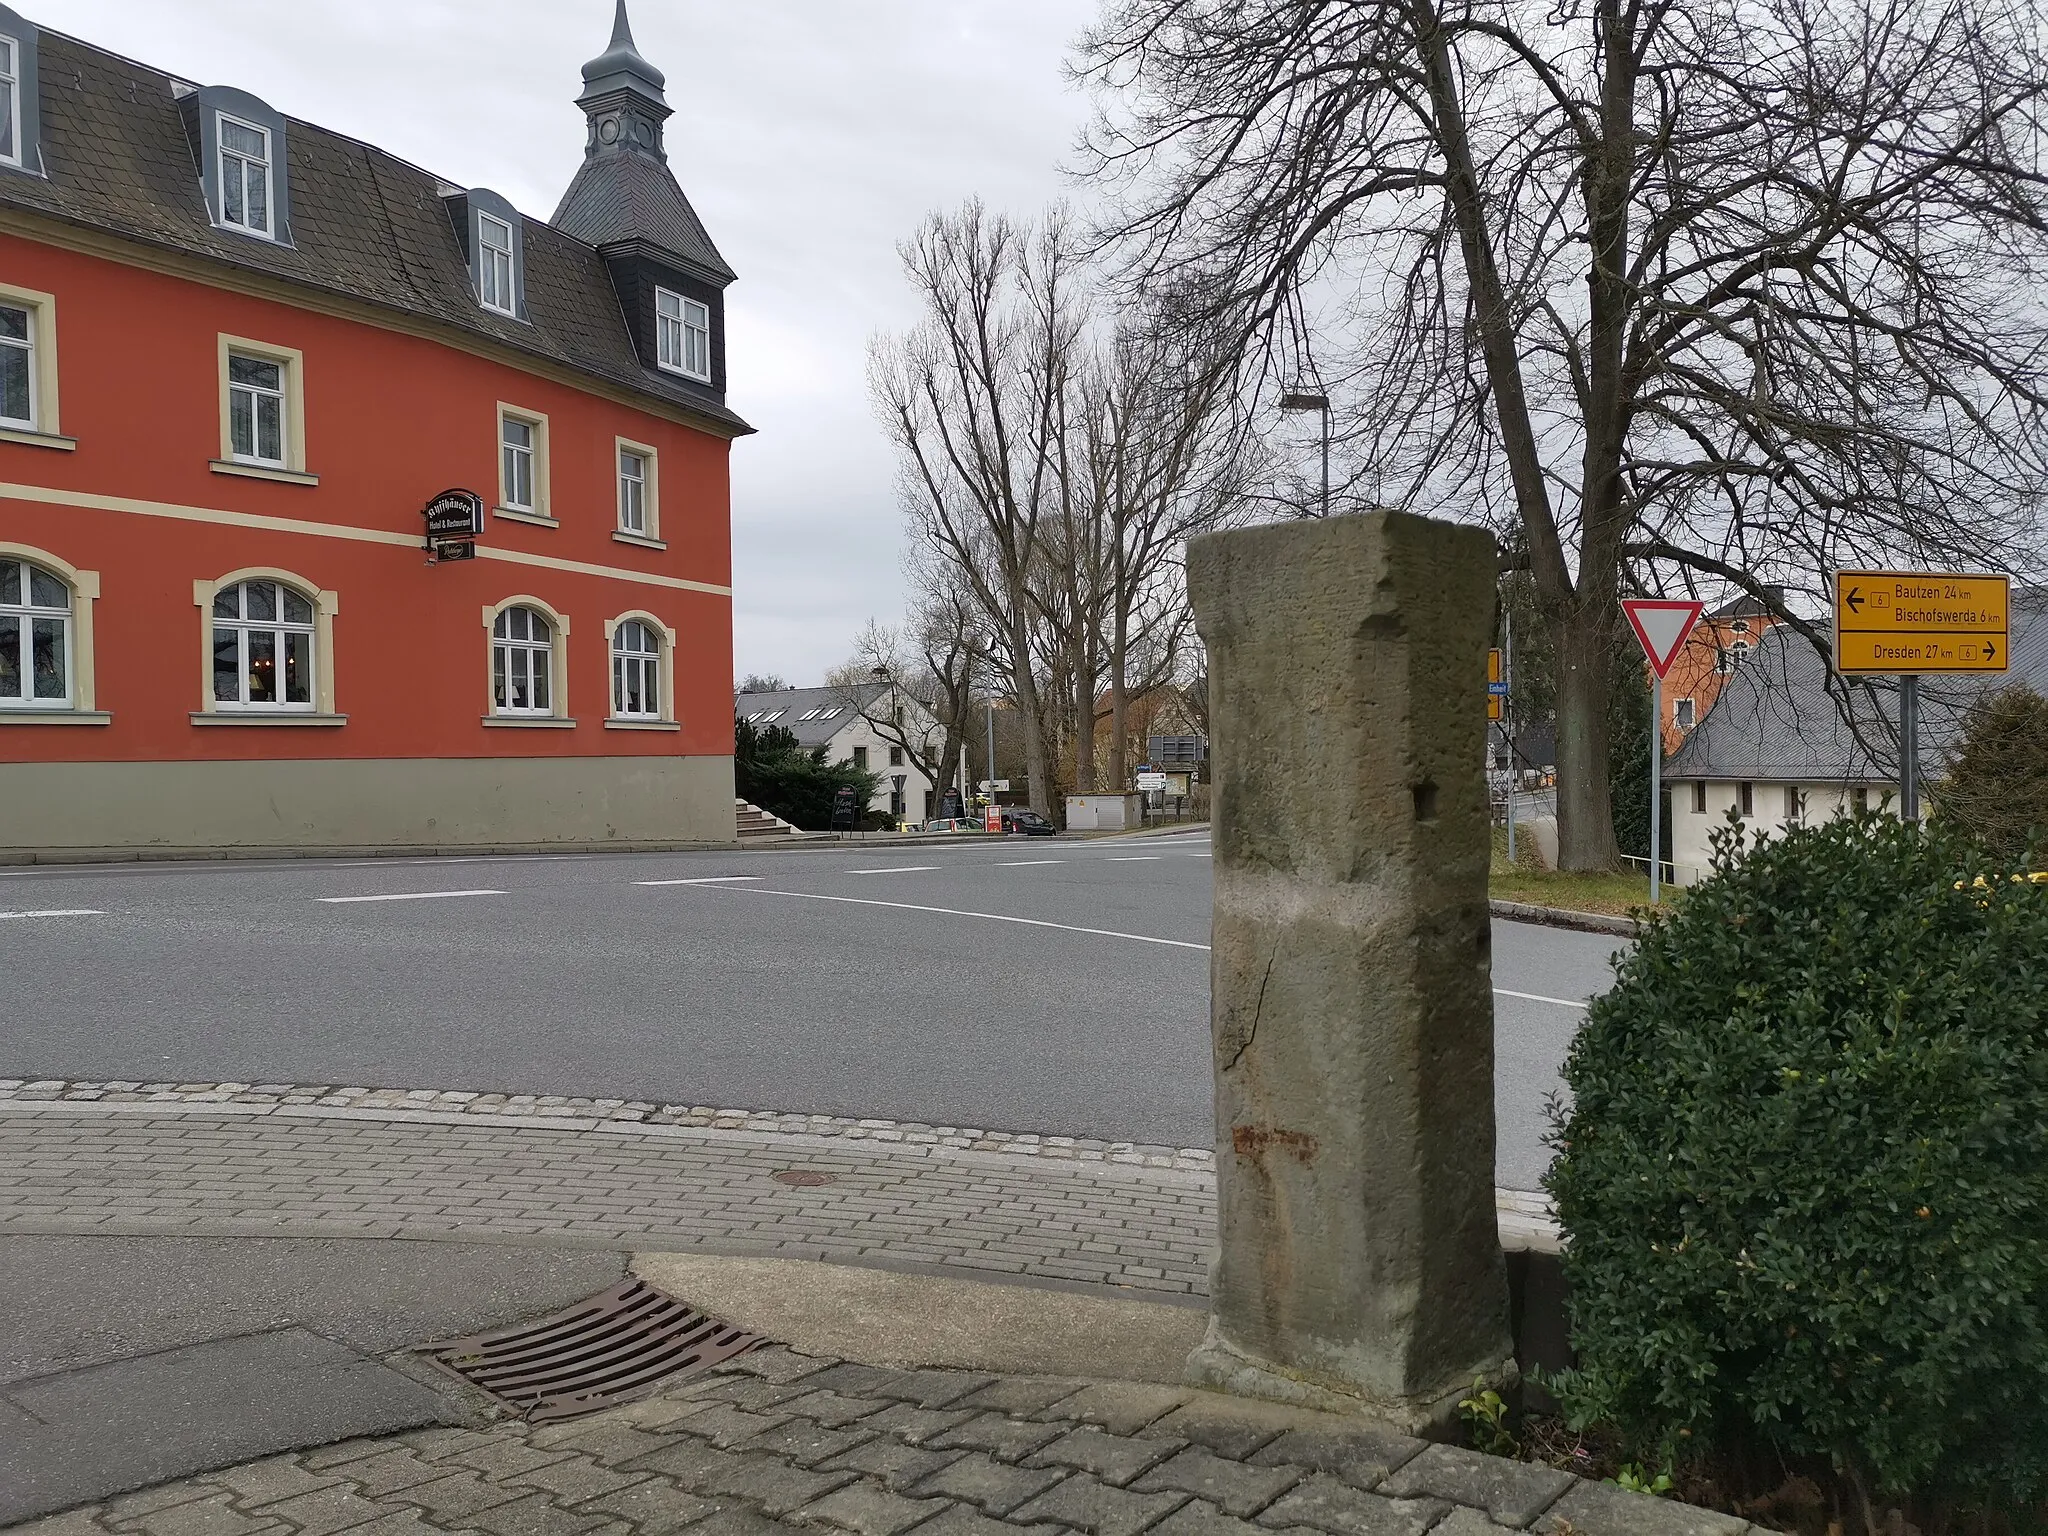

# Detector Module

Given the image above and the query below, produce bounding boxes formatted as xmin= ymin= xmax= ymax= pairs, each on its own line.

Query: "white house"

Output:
xmin=736 ymin=683 xmax=940 ymax=824
xmin=1664 ymin=591 xmax=2045 ymax=883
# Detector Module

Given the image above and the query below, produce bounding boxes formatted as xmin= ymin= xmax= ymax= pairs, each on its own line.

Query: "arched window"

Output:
xmin=612 ymin=619 xmax=661 ymax=719
xmin=492 ymin=605 xmax=553 ymax=715
xmin=0 ymin=554 xmax=67 ymax=706
xmin=212 ymin=578 xmax=314 ymax=710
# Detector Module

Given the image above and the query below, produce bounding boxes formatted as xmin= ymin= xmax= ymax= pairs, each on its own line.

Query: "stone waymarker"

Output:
xmin=1185 ymin=511 xmax=1515 ymax=1434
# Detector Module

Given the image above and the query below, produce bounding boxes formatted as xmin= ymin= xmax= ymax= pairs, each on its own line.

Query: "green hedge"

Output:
xmin=1546 ymin=812 xmax=2048 ymax=1501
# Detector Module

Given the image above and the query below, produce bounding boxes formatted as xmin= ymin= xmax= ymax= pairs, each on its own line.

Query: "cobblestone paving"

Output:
xmin=0 ymin=1111 xmax=1216 ymax=1296
xmin=5 ymin=1346 xmax=1750 ymax=1536
xmin=0 ymin=1083 xmax=1214 ymax=1173
xmin=0 ymin=1098 xmax=1556 ymax=1293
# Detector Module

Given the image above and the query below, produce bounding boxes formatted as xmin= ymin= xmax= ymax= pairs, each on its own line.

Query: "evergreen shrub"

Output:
xmin=1547 ymin=812 xmax=2048 ymax=1501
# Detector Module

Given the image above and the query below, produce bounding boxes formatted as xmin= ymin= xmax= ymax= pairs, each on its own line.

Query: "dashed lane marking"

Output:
xmin=996 ymin=860 xmax=1064 ymax=867
xmin=635 ymin=876 xmax=764 ymax=886
xmin=0 ymin=909 xmax=104 ymax=920
xmin=847 ymin=866 xmax=941 ymax=876
xmin=316 ymin=889 xmax=506 ymax=904
xmin=1107 ymin=856 xmax=1164 ymax=862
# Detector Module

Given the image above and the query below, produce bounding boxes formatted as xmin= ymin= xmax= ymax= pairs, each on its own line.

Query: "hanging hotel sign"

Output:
xmin=1833 ymin=570 xmax=2010 ymax=674
xmin=422 ymin=488 xmax=485 ymax=563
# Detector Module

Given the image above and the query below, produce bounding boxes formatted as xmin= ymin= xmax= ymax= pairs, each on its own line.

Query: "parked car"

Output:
xmin=1000 ymin=808 xmax=1058 ymax=837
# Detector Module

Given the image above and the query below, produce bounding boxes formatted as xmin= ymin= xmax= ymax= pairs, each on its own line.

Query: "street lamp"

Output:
xmin=1278 ymin=391 xmax=1331 ymax=519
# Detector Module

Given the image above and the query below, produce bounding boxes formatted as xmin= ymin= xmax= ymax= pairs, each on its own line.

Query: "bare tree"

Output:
xmin=871 ymin=201 xmax=1085 ymax=818
xmin=1078 ymin=0 xmax=2048 ymax=868
xmin=826 ymin=562 xmax=990 ymax=812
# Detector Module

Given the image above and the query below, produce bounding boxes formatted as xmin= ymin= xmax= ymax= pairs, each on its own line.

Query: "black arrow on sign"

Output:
xmin=1985 ymin=641 xmax=1998 ymax=663
xmin=1845 ymin=586 xmax=1865 ymax=614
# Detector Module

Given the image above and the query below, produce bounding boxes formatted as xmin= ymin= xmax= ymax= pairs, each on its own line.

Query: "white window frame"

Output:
xmin=0 ymin=295 xmax=33 ymax=430
xmin=0 ymin=554 xmax=71 ymax=709
xmin=227 ymin=351 xmax=287 ymax=468
xmin=491 ymin=605 xmax=555 ymax=717
xmin=655 ymin=287 xmax=712 ymax=383
xmin=216 ymin=111 xmax=274 ymax=239
xmin=1673 ymin=697 xmax=1695 ymax=730
xmin=477 ymin=212 xmax=516 ymax=317
xmin=618 ymin=446 xmax=647 ymax=533
xmin=495 ymin=404 xmax=551 ymax=523
xmin=0 ymin=36 xmax=21 ymax=172
xmin=608 ymin=615 xmax=672 ymax=724
xmin=501 ymin=416 xmax=535 ymax=511
xmin=209 ymin=578 xmax=317 ymax=713
xmin=214 ymin=335 xmax=306 ymax=479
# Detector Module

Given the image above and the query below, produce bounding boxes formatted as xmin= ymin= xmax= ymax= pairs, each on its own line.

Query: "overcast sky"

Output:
xmin=59 ymin=0 xmax=1103 ymax=686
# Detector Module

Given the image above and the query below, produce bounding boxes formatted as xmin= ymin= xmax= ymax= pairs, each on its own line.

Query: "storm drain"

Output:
xmin=423 ymin=1277 xmax=766 ymax=1420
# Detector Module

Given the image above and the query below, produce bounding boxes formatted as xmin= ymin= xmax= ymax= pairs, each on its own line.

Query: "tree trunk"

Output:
xmin=1108 ymin=609 xmax=1130 ymax=788
xmin=1008 ymin=615 xmax=1055 ymax=818
xmin=1553 ymin=605 xmax=1620 ymax=870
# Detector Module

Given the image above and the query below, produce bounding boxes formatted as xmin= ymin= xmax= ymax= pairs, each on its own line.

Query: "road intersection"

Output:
xmin=0 ymin=832 xmax=1618 ymax=1189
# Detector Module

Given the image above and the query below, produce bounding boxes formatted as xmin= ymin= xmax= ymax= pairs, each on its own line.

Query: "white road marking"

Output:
xmin=996 ymin=860 xmax=1064 ymax=867
xmin=719 ymin=886 xmax=1213 ymax=951
xmin=1107 ymin=856 xmax=1163 ymax=862
xmin=635 ymin=876 xmax=764 ymax=886
xmin=847 ymin=866 xmax=940 ymax=876
xmin=1495 ymin=988 xmax=1590 ymax=1010
xmin=1187 ymin=853 xmax=1212 ymax=858
xmin=0 ymin=908 xmax=104 ymax=919
xmin=317 ymin=889 xmax=505 ymax=904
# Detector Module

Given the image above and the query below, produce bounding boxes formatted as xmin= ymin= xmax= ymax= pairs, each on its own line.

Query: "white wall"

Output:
xmin=1669 ymin=779 xmax=1892 ymax=885
xmin=828 ymin=712 xmax=938 ymax=821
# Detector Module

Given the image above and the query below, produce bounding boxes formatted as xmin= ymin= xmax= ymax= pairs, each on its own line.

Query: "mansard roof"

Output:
xmin=0 ymin=26 xmax=749 ymax=436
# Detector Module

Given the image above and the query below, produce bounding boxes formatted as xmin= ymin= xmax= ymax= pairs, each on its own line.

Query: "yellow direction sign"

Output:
xmin=1487 ymin=647 xmax=1506 ymax=721
xmin=1834 ymin=570 xmax=2010 ymax=674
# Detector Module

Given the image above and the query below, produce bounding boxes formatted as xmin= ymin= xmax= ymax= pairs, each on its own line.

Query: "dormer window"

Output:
xmin=656 ymin=287 xmax=711 ymax=382
xmin=0 ymin=36 xmax=20 ymax=168
xmin=0 ymin=8 xmax=47 ymax=178
xmin=478 ymin=214 xmax=516 ymax=316
xmin=218 ymin=114 xmax=274 ymax=238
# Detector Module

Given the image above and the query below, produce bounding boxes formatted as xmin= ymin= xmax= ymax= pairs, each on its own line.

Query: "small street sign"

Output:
xmin=1621 ymin=598 xmax=1704 ymax=908
xmin=1137 ymin=771 xmax=1170 ymax=791
xmin=1487 ymin=647 xmax=1507 ymax=721
xmin=1622 ymin=599 xmax=1705 ymax=679
xmin=1833 ymin=570 xmax=2010 ymax=675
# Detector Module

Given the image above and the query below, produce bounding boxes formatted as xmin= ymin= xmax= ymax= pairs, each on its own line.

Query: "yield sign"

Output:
xmin=1623 ymin=598 xmax=1705 ymax=680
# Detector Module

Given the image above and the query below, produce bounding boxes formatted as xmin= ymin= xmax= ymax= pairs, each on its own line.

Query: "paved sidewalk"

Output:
xmin=0 ymin=1087 xmax=1557 ymax=1295
xmin=11 ymin=1343 xmax=1747 ymax=1536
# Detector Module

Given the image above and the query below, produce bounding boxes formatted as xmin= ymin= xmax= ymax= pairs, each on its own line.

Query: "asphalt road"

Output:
xmin=0 ymin=832 xmax=1623 ymax=1189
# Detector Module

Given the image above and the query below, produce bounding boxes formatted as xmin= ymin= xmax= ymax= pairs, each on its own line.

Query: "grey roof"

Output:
xmin=738 ymin=684 xmax=890 ymax=750
xmin=551 ymin=153 xmax=735 ymax=283
xmin=550 ymin=0 xmax=735 ymax=284
xmin=1667 ymin=592 xmax=2048 ymax=782
xmin=2 ymin=25 xmax=748 ymax=435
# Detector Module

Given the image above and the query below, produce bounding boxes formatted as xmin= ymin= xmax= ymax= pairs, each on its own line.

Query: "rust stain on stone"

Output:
xmin=1232 ymin=1124 xmax=1319 ymax=1163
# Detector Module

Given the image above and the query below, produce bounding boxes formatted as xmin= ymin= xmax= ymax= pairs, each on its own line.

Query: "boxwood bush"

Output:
xmin=1546 ymin=811 xmax=2048 ymax=1501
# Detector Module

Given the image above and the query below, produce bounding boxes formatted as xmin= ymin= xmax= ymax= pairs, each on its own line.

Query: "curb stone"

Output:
xmin=1487 ymin=901 xmax=1637 ymax=939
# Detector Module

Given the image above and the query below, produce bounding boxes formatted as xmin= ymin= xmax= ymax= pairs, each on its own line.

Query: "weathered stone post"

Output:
xmin=1185 ymin=511 xmax=1514 ymax=1434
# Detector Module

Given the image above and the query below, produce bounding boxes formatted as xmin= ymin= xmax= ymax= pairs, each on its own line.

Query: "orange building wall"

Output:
xmin=0 ymin=233 xmax=734 ymax=765
xmin=1660 ymin=614 xmax=1780 ymax=753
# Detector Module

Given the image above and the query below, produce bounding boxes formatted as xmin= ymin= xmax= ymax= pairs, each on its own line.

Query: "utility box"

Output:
xmin=1066 ymin=793 xmax=1141 ymax=831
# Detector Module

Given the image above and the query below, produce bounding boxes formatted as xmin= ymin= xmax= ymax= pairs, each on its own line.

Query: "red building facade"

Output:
xmin=0 ymin=3 xmax=748 ymax=858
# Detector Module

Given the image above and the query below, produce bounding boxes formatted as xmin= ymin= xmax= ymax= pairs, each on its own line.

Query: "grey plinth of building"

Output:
xmin=1184 ymin=510 xmax=1516 ymax=1436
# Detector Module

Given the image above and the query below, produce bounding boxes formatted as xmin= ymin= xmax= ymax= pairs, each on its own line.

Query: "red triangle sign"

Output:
xmin=1623 ymin=598 xmax=1706 ymax=680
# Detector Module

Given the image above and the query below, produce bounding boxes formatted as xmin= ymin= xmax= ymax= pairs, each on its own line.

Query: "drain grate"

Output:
xmin=423 ymin=1277 xmax=765 ymax=1421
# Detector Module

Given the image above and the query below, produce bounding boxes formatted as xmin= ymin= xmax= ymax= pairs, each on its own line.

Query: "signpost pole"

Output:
xmin=1504 ymin=610 xmax=1516 ymax=866
xmin=1901 ymin=674 xmax=1920 ymax=825
xmin=985 ymin=700 xmax=996 ymax=817
xmin=1649 ymin=674 xmax=1662 ymax=904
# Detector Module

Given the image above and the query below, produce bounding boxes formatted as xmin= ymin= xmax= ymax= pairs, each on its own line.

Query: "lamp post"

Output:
xmin=1279 ymin=390 xmax=1331 ymax=518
